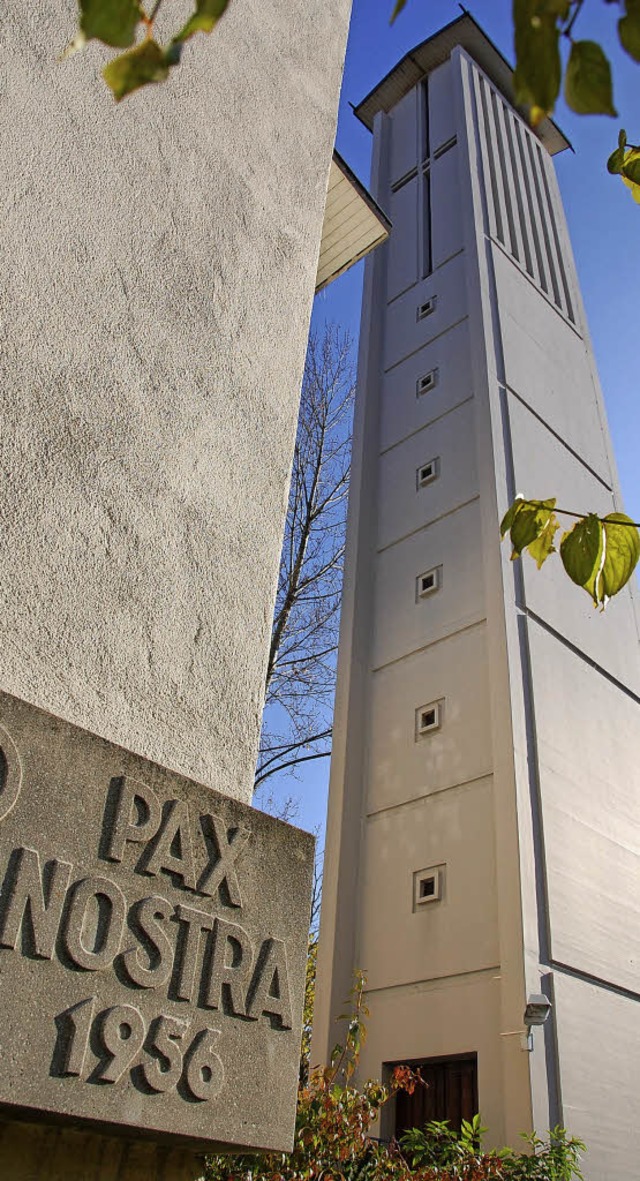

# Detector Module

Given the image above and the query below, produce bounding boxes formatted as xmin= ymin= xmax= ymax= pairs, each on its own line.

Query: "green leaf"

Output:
xmin=102 ymin=39 xmax=171 ymax=101
xmin=619 ymin=0 xmax=640 ymax=63
xmin=509 ymin=498 xmax=557 ymax=558
xmin=175 ymin=0 xmax=231 ymax=43
xmin=560 ymin=514 xmax=604 ymax=606
xmin=601 ymin=513 xmax=640 ymax=603
xmin=527 ymin=513 xmax=560 ymax=569
xmin=564 ymin=41 xmax=617 ymax=117
xmin=79 ymin=0 xmax=142 ymax=49
xmin=622 ymin=147 xmax=640 ymax=203
xmin=619 ymin=128 xmax=628 ymax=151
xmin=390 ymin=0 xmax=408 ymax=20
xmin=622 ymin=149 xmax=640 ymax=185
xmin=513 ymin=0 xmax=562 ymax=118
xmin=607 ymin=146 xmax=625 ymax=175
xmin=500 ymin=495 xmax=525 ymax=538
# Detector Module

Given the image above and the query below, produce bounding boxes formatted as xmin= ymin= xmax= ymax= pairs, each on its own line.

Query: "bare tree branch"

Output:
xmin=254 ymin=747 xmax=332 ymax=790
xmin=254 ymin=324 xmax=355 ymax=795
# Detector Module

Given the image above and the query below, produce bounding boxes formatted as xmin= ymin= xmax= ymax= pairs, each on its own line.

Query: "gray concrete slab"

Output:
xmin=0 ymin=690 xmax=314 ymax=1153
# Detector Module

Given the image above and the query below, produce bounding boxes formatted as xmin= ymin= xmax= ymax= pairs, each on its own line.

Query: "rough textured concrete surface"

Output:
xmin=0 ymin=0 xmax=351 ymax=803
xmin=0 ymin=690 xmax=314 ymax=1153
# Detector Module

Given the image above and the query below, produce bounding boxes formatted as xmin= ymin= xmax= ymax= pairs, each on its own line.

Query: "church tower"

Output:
xmin=313 ymin=16 xmax=640 ymax=1178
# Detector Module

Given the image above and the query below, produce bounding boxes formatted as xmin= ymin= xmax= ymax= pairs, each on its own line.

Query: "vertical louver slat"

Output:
xmin=469 ymin=58 xmax=577 ymax=325
xmin=538 ymin=147 xmax=576 ymax=324
xmin=490 ymin=90 xmax=522 ymax=263
xmin=501 ymin=105 xmax=534 ymax=279
xmin=512 ymin=116 xmax=549 ymax=294
xmin=477 ymin=75 xmax=506 ymax=245
xmin=468 ymin=64 xmax=494 ymax=237
xmin=524 ymin=134 xmax=563 ymax=309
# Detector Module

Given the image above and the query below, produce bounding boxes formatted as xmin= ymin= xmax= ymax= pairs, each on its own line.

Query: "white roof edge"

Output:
xmin=315 ymin=152 xmax=391 ymax=293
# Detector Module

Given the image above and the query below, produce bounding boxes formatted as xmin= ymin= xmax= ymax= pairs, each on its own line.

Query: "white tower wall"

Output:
xmin=314 ymin=27 xmax=640 ymax=1179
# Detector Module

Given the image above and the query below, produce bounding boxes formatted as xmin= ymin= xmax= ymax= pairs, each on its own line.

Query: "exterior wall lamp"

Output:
xmin=523 ymin=994 xmax=552 ymax=1052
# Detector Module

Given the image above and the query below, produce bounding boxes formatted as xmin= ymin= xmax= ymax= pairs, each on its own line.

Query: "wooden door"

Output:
xmin=393 ymin=1054 xmax=478 ymax=1137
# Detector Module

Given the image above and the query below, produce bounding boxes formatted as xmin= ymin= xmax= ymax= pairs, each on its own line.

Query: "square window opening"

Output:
xmin=417 ymin=295 xmax=437 ymax=322
xmin=417 ymin=566 xmax=441 ymax=599
xmin=416 ymin=700 xmax=442 ymax=738
xmin=417 ymin=457 xmax=439 ymax=489
xmin=417 ymin=368 xmax=438 ymax=397
xmin=412 ymin=864 xmax=445 ymax=911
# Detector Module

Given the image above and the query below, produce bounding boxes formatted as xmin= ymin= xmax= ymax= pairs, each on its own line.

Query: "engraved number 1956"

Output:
xmin=57 ymin=997 xmax=224 ymax=1100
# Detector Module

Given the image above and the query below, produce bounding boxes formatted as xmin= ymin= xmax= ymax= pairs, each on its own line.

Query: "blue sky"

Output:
xmin=281 ymin=0 xmax=640 ymax=837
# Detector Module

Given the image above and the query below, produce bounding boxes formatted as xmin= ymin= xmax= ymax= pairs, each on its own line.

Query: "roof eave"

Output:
xmin=353 ymin=12 xmax=571 ymax=157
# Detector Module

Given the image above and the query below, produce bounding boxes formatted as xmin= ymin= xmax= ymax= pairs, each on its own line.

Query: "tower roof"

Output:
xmin=354 ymin=11 xmax=570 ymax=156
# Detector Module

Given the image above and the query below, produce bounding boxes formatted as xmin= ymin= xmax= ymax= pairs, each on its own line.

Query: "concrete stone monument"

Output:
xmin=0 ymin=0 xmax=353 ymax=1175
xmin=0 ymin=690 xmax=312 ymax=1152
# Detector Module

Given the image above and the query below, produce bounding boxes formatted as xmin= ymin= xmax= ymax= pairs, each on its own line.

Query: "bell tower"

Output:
xmin=314 ymin=16 xmax=640 ymax=1178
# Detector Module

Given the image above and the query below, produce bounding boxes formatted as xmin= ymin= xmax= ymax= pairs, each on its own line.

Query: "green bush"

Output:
xmin=399 ymin=1119 xmax=584 ymax=1180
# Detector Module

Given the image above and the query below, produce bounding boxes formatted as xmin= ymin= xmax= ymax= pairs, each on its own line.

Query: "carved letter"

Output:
xmin=197 ymin=814 xmax=250 ymax=907
xmin=173 ymin=903 xmax=215 ymax=1002
xmin=63 ymin=876 xmax=126 ymax=971
xmin=141 ymin=800 xmax=197 ymax=890
xmin=0 ymin=846 xmax=72 ymax=959
xmin=0 ymin=724 xmax=23 ymax=822
xmin=104 ymin=776 xmax=161 ymax=863
xmin=246 ymin=938 xmax=293 ymax=1029
xmin=121 ymin=894 xmax=175 ymax=989
xmin=203 ymin=917 xmax=254 ymax=1016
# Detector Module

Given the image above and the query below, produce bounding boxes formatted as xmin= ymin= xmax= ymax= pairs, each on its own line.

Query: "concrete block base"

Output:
xmin=0 ymin=1119 xmax=205 ymax=1180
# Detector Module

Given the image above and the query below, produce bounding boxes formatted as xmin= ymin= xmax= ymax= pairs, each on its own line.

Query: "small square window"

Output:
xmin=417 ymin=457 xmax=439 ymax=489
xmin=417 ymin=368 xmax=438 ymax=397
xmin=416 ymin=566 xmax=441 ymax=599
xmin=412 ymin=864 xmax=445 ymax=909
xmin=415 ymin=700 xmax=442 ymax=738
xmin=417 ymin=295 xmax=437 ymax=322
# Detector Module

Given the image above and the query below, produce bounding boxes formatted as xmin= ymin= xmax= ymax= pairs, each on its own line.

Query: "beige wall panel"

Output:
xmin=357 ymin=778 xmax=499 ymax=989
xmin=373 ymin=499 xmax=485 ymax=669
xmin=386 ymin=178 xmax=419 ymax=302
xmin=356 ymin=973 xmax=510 ymax=1147
xmin=428 ymin=60 xmax=456 ymax=155
xmin=383 ymin=251 xmax=468 ymax=371
xmin=553 ymin=972 xmax=640 ymax=1180
xmin=367 ymin=623 xmax=493 ymax=813
xmin=380 ymin=319 xmax=473 ymax=452
xmin=377 ymin=398 xmax=479 ymax=550
xmin=508 ymin=397 xmax=640 ymax=696
xmin=493 ymin=248 xmax=611 ymax=481
xmin=431 ymin=148 xmax=464 ymax=269
xmin=389 ymin=90 xmax=419 ymax=185
xmin=529 ymin=623 xmax=640 ymax=992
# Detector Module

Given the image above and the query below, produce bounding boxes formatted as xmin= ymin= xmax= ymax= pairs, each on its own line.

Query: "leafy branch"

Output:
xmin=500 ymin=496 xmax=640 ymax=609
xmin=64 ymin=0 xmax=231 ymax=101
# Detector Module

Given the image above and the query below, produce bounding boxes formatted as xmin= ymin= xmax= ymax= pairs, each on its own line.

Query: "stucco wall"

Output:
xmin=0 ymin=0 xmax=350 ymax=803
